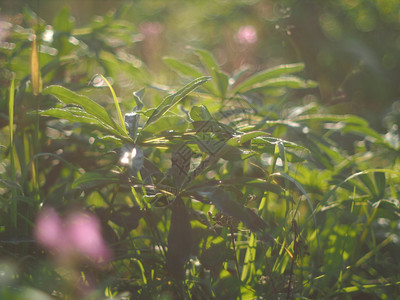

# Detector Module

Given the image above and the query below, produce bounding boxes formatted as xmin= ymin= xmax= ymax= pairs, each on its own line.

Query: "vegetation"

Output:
xmin=0 ymin=2 xmax=399 ymax=299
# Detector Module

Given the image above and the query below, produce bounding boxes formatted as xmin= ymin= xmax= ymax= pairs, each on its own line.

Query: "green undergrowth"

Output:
xmin=0 ymin=5 xmax=399 ymax=300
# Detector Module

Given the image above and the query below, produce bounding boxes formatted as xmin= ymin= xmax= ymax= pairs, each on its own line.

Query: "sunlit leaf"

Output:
xmin=144 ymin=76 xmax=211 ymax=127
xmin=42 ymin=85 xmax=129 ymax=138
xmin=233 ymin=63 xmax=305 ymax=93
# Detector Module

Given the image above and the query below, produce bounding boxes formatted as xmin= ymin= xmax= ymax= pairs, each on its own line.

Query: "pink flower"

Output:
xmin=34 ymin=207 xmax=63 ymax=250
xmin=34 ymin=208 xmax=111 ymax=262
xmin=65 ymin=213 xmax=110 ymax=261
xmin=235 ymin=25 xmax=258 ymax=45
xmin=139 ymin=22 xmax=164 ymax=37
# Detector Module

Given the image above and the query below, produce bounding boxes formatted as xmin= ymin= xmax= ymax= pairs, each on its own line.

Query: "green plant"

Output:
xmin=1 ymin=5 xmax=400 ymax=300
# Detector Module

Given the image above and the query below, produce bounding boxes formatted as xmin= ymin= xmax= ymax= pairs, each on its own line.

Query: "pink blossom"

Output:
xmin=235 ymin=25 xmax=258 ymax=44
xmin=65 ymin=213 xmax=110 ymax=261
xmin=139 ymin=22 xmax=164 ymax=37
xmin=34 ymin=207 xmax=64 ymax=250
xmin=34 ymin=208 xmax=111 ymax=262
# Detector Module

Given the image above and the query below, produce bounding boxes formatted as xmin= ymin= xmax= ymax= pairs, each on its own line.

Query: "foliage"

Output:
xmin=1 ymin=4 xmax=400 ymax=300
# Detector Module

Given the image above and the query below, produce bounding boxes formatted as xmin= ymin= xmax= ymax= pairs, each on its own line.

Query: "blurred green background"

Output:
xmin=2 ymin=0 xmax=400 ymax=131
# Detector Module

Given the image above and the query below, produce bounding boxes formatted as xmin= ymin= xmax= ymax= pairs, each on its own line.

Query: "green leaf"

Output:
xmin=214 ymin=69 xmax=229 ymax=99
xmin=185 ymin=177 xmax=283 ymax=196
xmin=206 ymin=188 xmax=274 ymax=243
xmin=144 ymin=76 xmax=211 ymax=127
xmin=72 ymin=171 xmax=121 ymax=189
xmin=270 ymin=172 xmax=317 ymax=228
xmin=163 ymin=57 xmax=204 ymax=78
xmin=190 ymin=105 xmax=213 ymax=121
xmin=243 ymin=76 xmax=318 ymax=93
xmin=193 ymin=48 xmax=229 ymax=97
xmin=293 ymin=114 xmax=370 ymax=126
xmin=163 ymin=57 xmax=217 ymax=94
xmin=341 ymin=124 xmax=382 ymax=140
xmin=53 ymin=6 xmax=75 ymax=32
xmin=171 ymin=144 xmax=192 ymax=186
xmin=0 ymin=179 xmax=22 ymax=191
xmin=233 ymin=63 xmax=305 ymax=93
xmin=374 ymin=172 xmax=386 ymax=199
xmin=39 ymin=107 xmax=125 ymax=138
xmin=240 ymin=131 xmax=269 ymax=143
xmin=43 ymin=85 xmax=128 ymax=138
xmin=252 ymin=136 xmax=309 ymax=152
xmin=358 ymin=173 xmax=378 ymax=197
xmin=193 ymin=48 xmax=219 ymax=73
xmin=166 ymin=197 xmax=193 ymax=279
xmin=142 ymin=114 xmax=188 ymax=135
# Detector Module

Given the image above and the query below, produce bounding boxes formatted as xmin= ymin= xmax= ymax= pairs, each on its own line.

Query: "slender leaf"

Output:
xmin=72 ymin=171 xmax=121 ymax=189
xmin=39 ymin=107 xmax=126 ymax=138
xmin=193 ymin=48 xmax=219 ymax=73
xmin=42 ymin=85 xmax=128 ymax=137
xmin=30 ymin=34 xmax=42 ymax=96
xmin=233 ymin=63 xmax=305 ymax=93
xmin=144 ymin=76 xmax=211 ymax=127
xmin=243 ymin=76 xmax=318 ymax=93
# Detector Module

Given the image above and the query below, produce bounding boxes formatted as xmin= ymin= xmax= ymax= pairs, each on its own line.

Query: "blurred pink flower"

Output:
xmin=65 ymin=213 xmax=110 ymax=261
xmin=34 ymin=207 xmax=64 ymax=250
xmin=235 ymin=25 xmax=258 ymax=44
xmin=34 ymin=208 xmax=110 ymax=262
xmin=139 ymin=22 xmax=164 ymax=37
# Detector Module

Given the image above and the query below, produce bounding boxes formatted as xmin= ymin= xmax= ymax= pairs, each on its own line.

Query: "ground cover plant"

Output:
xmin=1 ymin=3 xmax=400 ymax=300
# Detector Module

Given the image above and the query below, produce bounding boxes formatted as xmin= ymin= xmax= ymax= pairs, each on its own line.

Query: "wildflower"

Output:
xmin=34 ymin=207 xmax=111 ymax=263
xmin=235 ymin=25 xmax=258 ymax=44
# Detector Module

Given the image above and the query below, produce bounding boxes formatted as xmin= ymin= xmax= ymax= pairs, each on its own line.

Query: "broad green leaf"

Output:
xmin=166 ymin=197 xmax=193 ymax=279
xmin=341 ymin=124 xmax=382 ymax=140
xmin=144 ymin=76 xmax=211 ymax=127
xmin=43 ymin=85 xmax=129 ymax=138
xmin=142 ymin=114 xmax=188 ymax=135
xmin=53 ymin=6 xmax=75 ymax=32
xmin=163 ymin=57 xmax=217 ymax=94
xmin=233 ymin=63 xmax=305 ymax=93
xmin=358 ymin=173 xmax=378 ymax=198
xmin=192 ymin=48 xmax=230 ymax=98
xmin=190 ymin=105 xmax=213 ymax=121
xmin=239 ymin=131 xmax=269 ymax=144
xmin=214 ymin=69 xmax=229 ymax=99
xmin=193 ymin=48 xmax=219 ymax=73
xmin=163 ymin=57 xmax=204 ymax=78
